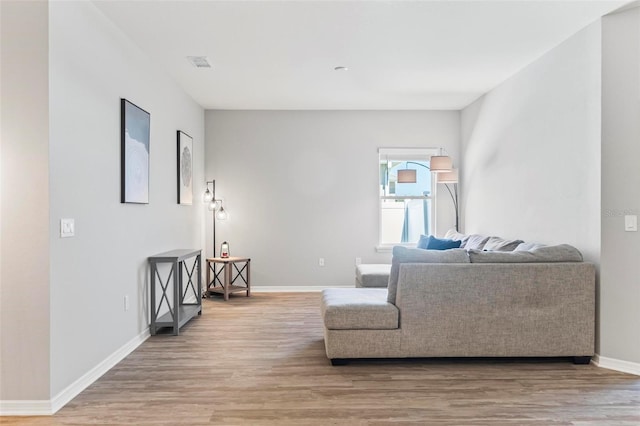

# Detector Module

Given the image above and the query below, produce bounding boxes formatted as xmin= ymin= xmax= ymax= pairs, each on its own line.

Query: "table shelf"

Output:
xmin=207 ymin=284 xmax=249 ymax=296
xmin=155 ymin=305 xmax=201 ymax=330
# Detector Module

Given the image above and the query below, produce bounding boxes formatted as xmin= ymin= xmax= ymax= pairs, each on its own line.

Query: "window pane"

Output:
xmin=380 ymin=160 xmax=432 ymax=197
xmin=380 ymin=198 xmax=431 ymax=244
xmin=379 ymin=150 xmax=436 ymax=245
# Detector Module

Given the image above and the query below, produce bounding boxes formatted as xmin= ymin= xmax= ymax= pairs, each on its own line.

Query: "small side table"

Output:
xmin=206 ymin=257 xmax=251 ymax=301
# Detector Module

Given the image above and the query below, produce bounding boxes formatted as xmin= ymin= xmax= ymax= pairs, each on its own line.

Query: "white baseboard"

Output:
xmin=0 ymin=400 xmax=53 ymax=416
xmin=50 ymin=327 xmax=150 ymax=413
xmin=251 ymin=285 xmax=352 ymax=292
xmin=593 ymin=354 xmax=640 ymax=376
xmin=0 ymin=327 xmax=150 ymax=416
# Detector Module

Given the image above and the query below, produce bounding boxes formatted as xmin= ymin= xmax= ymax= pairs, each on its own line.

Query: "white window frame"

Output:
xmin=377 ymin=148 xmax=440 ymax=252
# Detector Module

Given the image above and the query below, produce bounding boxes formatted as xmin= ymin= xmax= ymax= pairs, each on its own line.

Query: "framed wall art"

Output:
xmin=177 ymin=130 xmax=193 ymax=205
xmin=120 ymin=98 xmax=150 ymax=204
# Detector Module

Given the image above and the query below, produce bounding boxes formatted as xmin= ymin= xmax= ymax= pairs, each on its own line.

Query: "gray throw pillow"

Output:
xmin=464 ymin=234 xmax=491 ymax=250
xmin=483 ymin=236 xmax=524 ymax=252
xmin=387 ymin=246 xmax=470 ymax=304
xmin=444 ymin=229 xmax=470 ymax=247
xmin=468 ymin=244 xmax=583 ymax=263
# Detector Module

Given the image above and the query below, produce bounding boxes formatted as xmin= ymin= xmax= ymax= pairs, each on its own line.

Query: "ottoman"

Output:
xmin=355 ymin=264 xmax=391 ymax=288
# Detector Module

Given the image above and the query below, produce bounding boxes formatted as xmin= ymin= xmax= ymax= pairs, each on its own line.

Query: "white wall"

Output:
xmin=460 ymin=22 xmax=602 ymax=263
xmin=600 ymin=6 xmax=640 ymax=365
xmin=48 ymin=1 xmax=204 ymax=396
xmin=0 ymin=0 xmax=51 ymax=401
xmin=205 ymin=110 xmax=459 ymax=287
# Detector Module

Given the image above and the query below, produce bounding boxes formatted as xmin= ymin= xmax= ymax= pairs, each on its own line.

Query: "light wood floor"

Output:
xmin=5 ymin=292 xmax=640 ymax=425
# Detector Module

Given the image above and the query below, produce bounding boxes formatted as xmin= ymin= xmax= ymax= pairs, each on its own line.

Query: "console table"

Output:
xmin=206 ymin=257 xmax=251 ymax=301
xmin=148 ymin=249 xmax=202 ymax=335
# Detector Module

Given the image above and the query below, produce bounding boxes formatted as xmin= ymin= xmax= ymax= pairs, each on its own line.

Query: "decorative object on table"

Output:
xmin=220 ymin=241 xmax=230 ymax=258
xmin=396 ymin=153 xmax=459 ymax=231
xmin=120 ymin=98 xmax=150 ymax=204
xmin=177 ymin=131 xmax=193 ymax=205
xmin=202 ymin=180 xmax=228 ymax=256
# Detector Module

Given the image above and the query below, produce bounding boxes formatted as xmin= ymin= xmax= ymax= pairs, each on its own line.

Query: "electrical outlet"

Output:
xmin=625 ymin=215 xmax=638 ymax=232
xmin=319 ymin=258 xmax=325 ymax=267
xmin=124 ymin=295 xmax=130 ymax=312
xmin=355 ymin=257 xmax=362 ymax=265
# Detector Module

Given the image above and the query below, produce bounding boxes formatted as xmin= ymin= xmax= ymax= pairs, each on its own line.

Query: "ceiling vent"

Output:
xmin=187 ymin=56 xmax=212 ymax=68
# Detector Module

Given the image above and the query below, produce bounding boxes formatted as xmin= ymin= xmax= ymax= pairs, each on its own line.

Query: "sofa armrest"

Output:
xmin=394 ymin=263 xmax=595 ymax=357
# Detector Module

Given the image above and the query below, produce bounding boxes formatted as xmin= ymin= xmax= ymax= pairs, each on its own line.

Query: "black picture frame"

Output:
xmin=120 ymin=98 xmax=150 ymax=204
xmin=177 ymin=130 xmax=193 ymax=205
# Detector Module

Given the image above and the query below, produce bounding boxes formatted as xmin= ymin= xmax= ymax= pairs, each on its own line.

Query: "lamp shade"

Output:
xmin=215 ymin=206 xmax=228 ymax=221
xmin=437 ymin=168 xmax=459 ymax=184
xmin=208 ymin=199 xmax=221 ymax=211
xmin=397 ymin=169 xmax=417 ymax=183
xmin=203 ymin=188 xmax=213 ymax=203
xmin=430 ymin=156 xmax=453 ymax=172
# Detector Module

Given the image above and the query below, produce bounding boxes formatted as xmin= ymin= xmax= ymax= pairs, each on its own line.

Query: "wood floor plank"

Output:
xmin=3 ymin=293 xmax=639 ymax=425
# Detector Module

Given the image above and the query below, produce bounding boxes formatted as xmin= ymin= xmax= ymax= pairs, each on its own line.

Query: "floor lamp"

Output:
xmin=203 ymin=180 xmax=228 ymax=257
xmin=436 ymin=169 xmax=459 ymax=232
xmin=396 ymin=158 xmax=459 ymax=232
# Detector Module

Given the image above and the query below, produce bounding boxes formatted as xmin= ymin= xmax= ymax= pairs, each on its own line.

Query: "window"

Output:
xmin=378 ymin=148 xmax=439 ymax=247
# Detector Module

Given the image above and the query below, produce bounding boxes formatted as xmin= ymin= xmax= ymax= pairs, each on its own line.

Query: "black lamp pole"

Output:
xmin=205 ymin=180 xmax=219 ymax=258
xmin=442 ymin=182 xmax=459 ymax=232
xmin=213 ymin=206 xmax=217 ymax=258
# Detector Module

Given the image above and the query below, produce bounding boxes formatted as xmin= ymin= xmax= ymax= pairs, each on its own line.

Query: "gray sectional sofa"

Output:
xmin=321 ymin=232 xmax=596 ymax=365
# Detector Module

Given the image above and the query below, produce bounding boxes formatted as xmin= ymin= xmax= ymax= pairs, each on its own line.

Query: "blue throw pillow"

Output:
xmin=417 ymin=235 xmax=462 ymax=250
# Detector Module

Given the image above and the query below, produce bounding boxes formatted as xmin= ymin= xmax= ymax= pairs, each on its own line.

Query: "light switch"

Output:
xmin=624 ymin=215 xmax=637 ymax=232
xmin=60 ymin=218 xmax=75 ymax=237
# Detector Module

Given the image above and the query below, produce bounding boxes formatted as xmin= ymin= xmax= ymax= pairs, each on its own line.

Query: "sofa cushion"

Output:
xmin=321 ymin=288 xmax=398 ymax=330
xmin=468 ymin=244 xmax=583 ymax=263
xmin=417 ymin=235 xmax=462 ymax=250
xmin=515 ymin=242 xmax=547 ymax=251
xmin=464 ymin=234 xmax=491 ymax=250
xmin=356 ymin=264 xmax=391 ymax=288
xmin=387 ymin=246 xmax=470 ymax=304
xmin=483 ymin=236 xmax=524 ymax=252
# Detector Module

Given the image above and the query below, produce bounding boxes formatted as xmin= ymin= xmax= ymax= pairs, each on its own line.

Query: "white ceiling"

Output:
xmin=93 ymin=0 xmax=629 ymax=110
